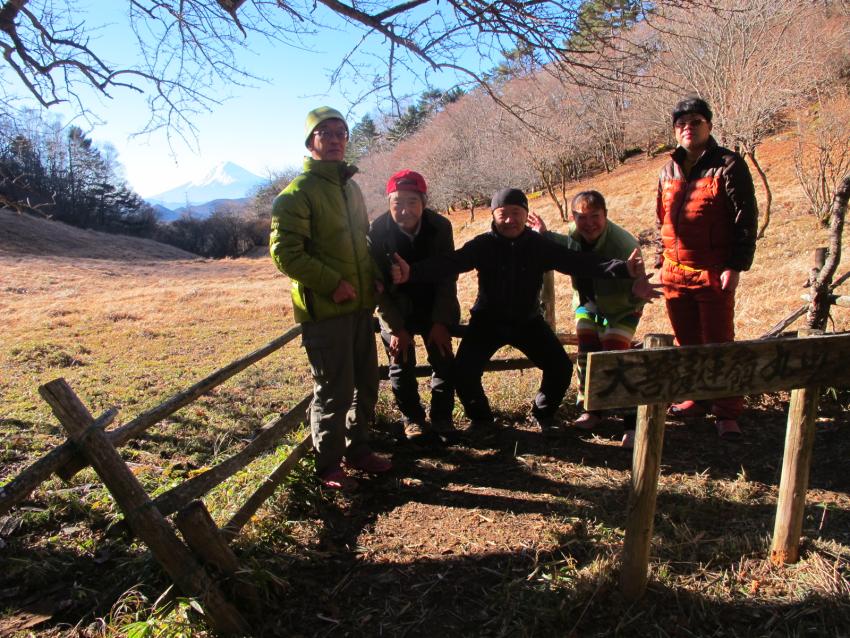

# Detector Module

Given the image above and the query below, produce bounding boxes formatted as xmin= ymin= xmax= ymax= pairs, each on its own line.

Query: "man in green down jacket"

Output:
xmin=528 ymin=190 xmax=645 ymax=447
xmin=270 ymin=106 xmax=391 ymax=491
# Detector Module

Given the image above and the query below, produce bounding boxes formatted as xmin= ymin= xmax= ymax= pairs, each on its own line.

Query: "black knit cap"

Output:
xmin=672 ymin=97 xmax=713 ymax=124
xmin=490 ymin=188 xmax=528 ymax=211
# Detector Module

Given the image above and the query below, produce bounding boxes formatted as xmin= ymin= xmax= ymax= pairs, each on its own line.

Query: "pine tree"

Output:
xmin=346 ymin=115 xmax=381 ymax=164
xmin=569 ymin=0 xmax=643 ymax=51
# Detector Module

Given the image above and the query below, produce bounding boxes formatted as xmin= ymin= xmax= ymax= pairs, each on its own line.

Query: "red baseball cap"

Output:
xmin=386 ymin=169 xmax=427 ymax=195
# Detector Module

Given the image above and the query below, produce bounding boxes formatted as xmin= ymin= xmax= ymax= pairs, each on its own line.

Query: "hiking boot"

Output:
xmin=466 ymin=417 xmax=496 ymax=435
xmin=345 ymin=451 xmax=393 ymax=474
xmin=533 ymin=414 xmax=561 ymax=437
xmin=319 ymin=465 xmax=359 ymax=491
xmin=403 ymin=418 xmax=428 ymax=441
xmin=431 ymin=419 xmax=461 ymax=444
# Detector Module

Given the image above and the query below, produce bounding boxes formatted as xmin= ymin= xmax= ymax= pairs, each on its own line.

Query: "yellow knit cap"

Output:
xmin=304 ymin=106 xmax=347 ymax=148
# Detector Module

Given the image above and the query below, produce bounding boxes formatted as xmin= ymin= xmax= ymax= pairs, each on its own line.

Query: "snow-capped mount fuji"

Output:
xmin=146 ymin=162 xmax=265 ymax=214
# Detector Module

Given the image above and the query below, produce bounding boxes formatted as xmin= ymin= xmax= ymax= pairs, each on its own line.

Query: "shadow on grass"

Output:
xmin=235 ymin=544 xmax=850 ymax=637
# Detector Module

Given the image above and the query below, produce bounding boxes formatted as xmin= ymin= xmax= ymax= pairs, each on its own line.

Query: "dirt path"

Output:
xmin=237 ymin=396 xmax=850 ymax=637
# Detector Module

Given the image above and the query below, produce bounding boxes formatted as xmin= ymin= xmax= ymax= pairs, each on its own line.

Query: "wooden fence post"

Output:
xmin=39 ymin=379 xmax=250 ymax=636
xmin=176 ymin=500 xmax=242 ymax=575
xmin=619 ymin=333 xmax=675 ymax=601
xmin=770 ymin=329 xmax=822 ymax=565
xmin=542 ymin=270 xmax=556 ymax=331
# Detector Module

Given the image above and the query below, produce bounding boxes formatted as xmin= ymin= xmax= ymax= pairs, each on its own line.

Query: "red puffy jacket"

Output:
xmin=655 ymin=137 xmax=758 ymax=274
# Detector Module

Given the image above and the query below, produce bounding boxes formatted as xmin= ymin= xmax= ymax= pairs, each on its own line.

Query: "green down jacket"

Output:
xmin=546 ymin=219 xmax=644 ymax=324
xmin=270 ymin=158 xmax=376 ymax=323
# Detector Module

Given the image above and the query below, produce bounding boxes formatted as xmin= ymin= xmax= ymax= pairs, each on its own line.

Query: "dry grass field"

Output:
xmin=1 ymin=133 xmax=849 ymax=637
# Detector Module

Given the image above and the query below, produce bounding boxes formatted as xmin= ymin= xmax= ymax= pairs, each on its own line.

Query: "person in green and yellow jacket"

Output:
xmin=528 ymin=190 xmax=645 ymax=448
xmin=270 ymin=106 xmax=391 ymax=491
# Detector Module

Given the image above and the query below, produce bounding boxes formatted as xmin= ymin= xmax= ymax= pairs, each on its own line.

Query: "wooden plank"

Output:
xmin=585 ymin=332 xmax=850 ymax=410
xmin=223 ymin=434 xmax=313 ymax=541
xmin=378 ymin=350 xmax=578 ymax=379
xmin=618 ymin=334 xmax=674 ymax=601
xmin=0 ymin=327 xmax=302 ymax=516
xmin=39 ymin=379 xmax=250 ymax=636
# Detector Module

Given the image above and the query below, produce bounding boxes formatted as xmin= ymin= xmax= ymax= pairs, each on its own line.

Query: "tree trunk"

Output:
xmin=748 ymin=148 xmax=773 ymax=240
xmin=806 ymin=174 xmax=849 ymax=330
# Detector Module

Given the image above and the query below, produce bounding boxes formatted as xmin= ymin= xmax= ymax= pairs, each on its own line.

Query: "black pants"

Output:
xmin=454 ymin=314 xmax=571 ymax=422
xmin=380 ymin=321 xmax=455 ymax=425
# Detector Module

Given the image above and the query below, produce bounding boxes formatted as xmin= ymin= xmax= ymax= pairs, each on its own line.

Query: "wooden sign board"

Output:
xmin=584 ymin=333 xmax=850 ymax=411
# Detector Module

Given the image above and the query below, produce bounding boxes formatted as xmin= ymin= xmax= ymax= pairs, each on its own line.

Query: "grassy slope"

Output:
xmin=1 ymin=134 xmax=849 ymax=636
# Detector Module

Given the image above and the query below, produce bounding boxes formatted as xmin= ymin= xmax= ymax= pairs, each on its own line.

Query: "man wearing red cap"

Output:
xmin=368 ymin=170 xmax=461 ymax=443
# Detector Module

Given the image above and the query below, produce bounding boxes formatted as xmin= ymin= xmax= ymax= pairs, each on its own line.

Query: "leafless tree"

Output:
xmin=497 ymin=73 xmax=586 ymax=220
xmin=806 ymin=174 xmax=849 ymax=331
xmin=649 ymin=0 xmax=845 ymax=238
xmin=794 ymin=91 xmax=850 ymax=226
xmin=0 ymin=0 xmax=707 ymax=143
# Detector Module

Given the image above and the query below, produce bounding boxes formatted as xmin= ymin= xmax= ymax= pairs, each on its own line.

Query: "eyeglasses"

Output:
xmin=674 ymin=118 xmax=707 ymax=129
xmin=313 ymin=128 xmax=348 ymax=141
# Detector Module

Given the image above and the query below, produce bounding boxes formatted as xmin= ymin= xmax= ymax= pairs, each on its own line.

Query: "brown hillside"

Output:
xmin=0 ymin=209 xmax=197 ymax=261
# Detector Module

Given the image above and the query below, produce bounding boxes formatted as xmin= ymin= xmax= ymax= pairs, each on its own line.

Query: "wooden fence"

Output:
xmin=0 ymin=274 xmax=574 ymax=634
xmin=584 ymin=329 xmax=850 ymax=600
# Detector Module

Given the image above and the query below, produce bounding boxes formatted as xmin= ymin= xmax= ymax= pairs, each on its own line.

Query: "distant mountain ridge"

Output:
xmin=147 ymin=162 xmax=264 ymax=217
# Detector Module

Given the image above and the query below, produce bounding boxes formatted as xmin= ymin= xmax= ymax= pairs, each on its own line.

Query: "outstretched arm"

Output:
xmin=394 ymin=237 xmax=482 ymax=284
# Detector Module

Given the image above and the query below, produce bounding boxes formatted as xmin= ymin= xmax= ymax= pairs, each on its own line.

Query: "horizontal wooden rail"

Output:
xmin=93 ymin=396 xmax=315 ymax=543
xmin=223 ymin=434 xmax=313 ymax=540
xmin=0 ymin=327 xmax=303 ymax=517
xmin=3 ymin=324 xmax=572 ymax=518
xmin=0 ymin=408 xmax=117 ymax=516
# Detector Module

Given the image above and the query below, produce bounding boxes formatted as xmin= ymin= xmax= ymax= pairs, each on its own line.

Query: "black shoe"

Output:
xmin=533 ymin=414 xmax=561 ymax=438
xmin=431 ymin=419 xmax=461 ymax=444
xmin=466 ymin=417 xmax=496 ymax=435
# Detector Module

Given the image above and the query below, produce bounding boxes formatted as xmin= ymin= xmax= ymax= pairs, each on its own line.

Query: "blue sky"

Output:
xmin=12 ymin=2 xmax=482 ymax=197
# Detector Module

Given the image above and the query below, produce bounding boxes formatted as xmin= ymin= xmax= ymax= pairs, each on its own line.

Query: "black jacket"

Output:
xmin=410 ymin=226 xmax=631 ymax=322
xmin=368 ymin=209 xmax=460 ymax=332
